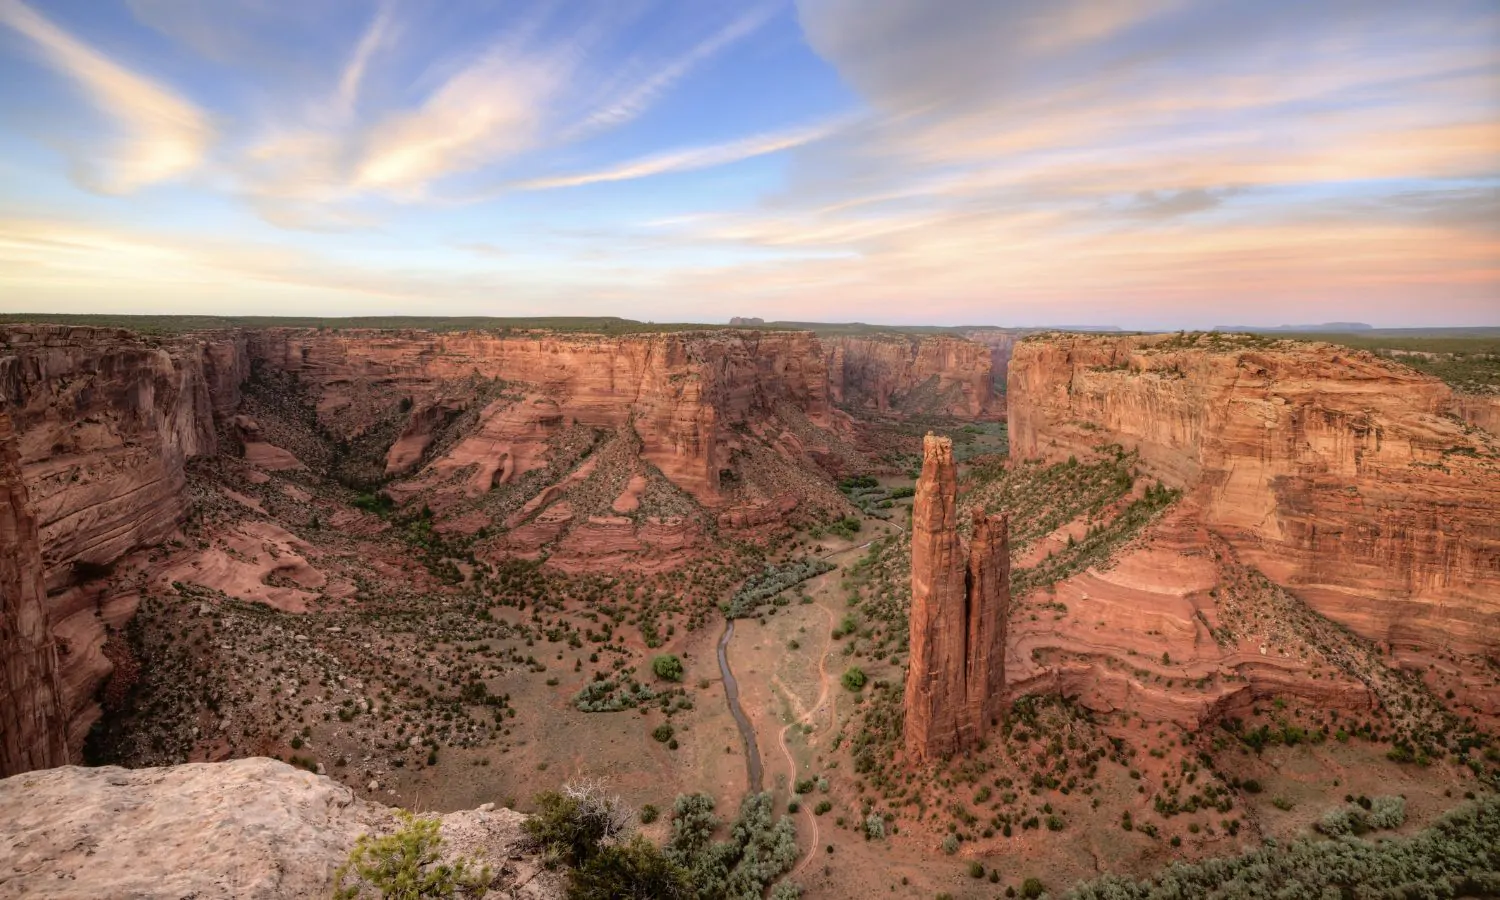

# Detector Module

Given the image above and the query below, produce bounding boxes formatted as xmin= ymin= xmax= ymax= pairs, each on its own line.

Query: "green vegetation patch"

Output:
xmin=722 ymin=557 xmax=836 ymax=619
xmin=1010 ymin=479 xmax=1181 ymax=596
xmin=968 ymin=447 xmax=1139 ymax=552
xmin=1068 ymin=797 xmax=1500 ymax=900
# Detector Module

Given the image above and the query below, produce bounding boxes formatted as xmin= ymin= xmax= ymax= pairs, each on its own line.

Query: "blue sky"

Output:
xmin=0 ymin=0 xmax=1496 ymax=327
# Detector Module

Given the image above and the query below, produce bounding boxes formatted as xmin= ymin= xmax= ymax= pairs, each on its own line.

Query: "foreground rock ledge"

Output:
xmin=0 ymin=757 xmax=561 ymax=899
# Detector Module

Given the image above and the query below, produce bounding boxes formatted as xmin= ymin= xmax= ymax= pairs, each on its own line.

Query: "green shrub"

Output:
xmin=723 ymin=558 xmax=836 ymax=619
xmin=567 ymin=835 xmax=691 ymax=900
xmin=652 ymin=724 xmax=674 ymax=744
xmin=1369 ymin=795 xmax=1406 ymax=829
xmin=652 ymin=655 xmax=684 ymax=682
xmin=841 ymin=667 xmax=867 ymax=692
xmin=639 ymin=804 xmax=659 ymax=825
xmin=524 ymin=784 xmax=634 ymax=868
xmin=1068 ymin=797 xmax=1500 ymax=900
xmin=968 ymin=861 xmax=986 ymax=879
xmin=1022 ymin=877 xmax=1045 ymax=899
xmin=333 ymin=811 xmax=489 ymax=899
xmin=666 ymin=792 xmax=798 ymax=900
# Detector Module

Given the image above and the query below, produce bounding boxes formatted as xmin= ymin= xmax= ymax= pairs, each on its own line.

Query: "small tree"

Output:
xmin=652 ymin=655 xmax=684 ymax=682
xmin=332 ymin=811 xmax=489 ymax=899
xmin=841 ymin=667 xmax=867 ymax=692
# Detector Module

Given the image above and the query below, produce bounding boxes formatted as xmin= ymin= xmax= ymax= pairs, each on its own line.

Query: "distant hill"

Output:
xmin=1215 ymin=322 xmax=1373 ymax=332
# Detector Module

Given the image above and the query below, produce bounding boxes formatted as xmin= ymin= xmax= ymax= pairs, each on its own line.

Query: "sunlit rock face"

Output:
xmin=904 ymin=434 xmax=1010 ymax=762
xmin=1008 ymin=333 xmax=1500 ymax=658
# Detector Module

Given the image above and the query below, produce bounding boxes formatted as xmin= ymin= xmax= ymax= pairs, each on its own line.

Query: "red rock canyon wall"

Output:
xmin=1008 ymin=334 xmax=1500 ymax=656
xmin=828 ymin=335 xmax=999 ymax=419
xmin=1 ymin=412 xmax=68 ymax=777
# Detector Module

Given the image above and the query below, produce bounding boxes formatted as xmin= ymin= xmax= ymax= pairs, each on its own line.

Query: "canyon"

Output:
xmin=1 ymin=318 xmax=1497 ymax=900
xmin=0 ymin=322 xmax=1001 ymax=777
xmin=828 ymin=334 xmax=1001 ymax=419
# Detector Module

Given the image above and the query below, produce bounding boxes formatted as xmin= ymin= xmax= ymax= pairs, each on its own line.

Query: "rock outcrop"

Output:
xmin=0 ymin=413 xmax=68 ymax=778
xmin=1008 ymin=333 xmax=1500 ymax=656
xmin=0 ymin=757 xmax=562 ymax=900
xmin=829 ymin=335 xmax=999 ymax=419
xmin=0 ymin=326 xmax=249 ymax=761
xmin=904 ymin=435 xmax=1010 ymax=761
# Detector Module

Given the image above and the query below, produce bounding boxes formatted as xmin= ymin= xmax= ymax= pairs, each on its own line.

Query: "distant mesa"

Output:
xmin=1213 ymin=322 xmax=1372 ymax=332
xmin=729 ymin=316 xmax=765 ymax=326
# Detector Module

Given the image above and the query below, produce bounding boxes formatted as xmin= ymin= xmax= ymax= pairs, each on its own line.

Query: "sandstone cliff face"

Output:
xmin=0 ymin=325 xmax=248 ymax=760
xmin=960 ymin=328 xmax=1021 ymax=389
xmin=1008 ymin=333 xmax=1500 ymax=656
xmin=0 ymin=413 xmax=68 ymax=778
xmin=905 ymin=435 xmax=1010 ymax=761
xmin=0 ymin=758 xmax=562 ymax=900
xmin=829 ymin=335 xmax=998 ymax=418
xmin=247 ymin=328 xmax=834 ymax=504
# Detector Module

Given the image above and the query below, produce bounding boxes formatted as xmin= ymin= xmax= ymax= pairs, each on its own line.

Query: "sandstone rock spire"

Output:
xmin=1 ymin=412 xmax=68 ymax=776
xmin=904 ymin=433 xmax=1010 ymax=761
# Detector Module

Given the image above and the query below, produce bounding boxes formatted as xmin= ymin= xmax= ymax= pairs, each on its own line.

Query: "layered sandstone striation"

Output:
xmin=0 ymin=413 xmax=68 ymax=777
xmin=829 ymin=335 xmax=999 ymax=418
xmin=0 ymin=326 xmax=249 ymax=759
xmin=904 ymin=435 xmax=1010 ymax=761
xmin=247 ymin=328 xmax=837 ymax=505
xmin=1008 ymin=333 xmax=1500 ymax=656
xmin=0 ymin=757 xmax=562 ymax=899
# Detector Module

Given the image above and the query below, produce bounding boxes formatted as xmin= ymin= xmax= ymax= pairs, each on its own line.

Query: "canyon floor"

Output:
xmin=83 ymin=405 xmax=1495 ymax=899
xmin=5 ymin=323 xmax=1497 ymax=899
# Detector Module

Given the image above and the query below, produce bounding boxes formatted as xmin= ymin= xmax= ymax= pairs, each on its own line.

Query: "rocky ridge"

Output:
xmin=0 ymin=757 xmax=561 ymax=899
xmin=0 ymin=326 xmax=249 ymax=765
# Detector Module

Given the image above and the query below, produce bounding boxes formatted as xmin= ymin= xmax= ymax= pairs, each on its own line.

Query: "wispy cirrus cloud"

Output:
xmin=566 ymin=3 xmax=777 ymax=137
xmin=336 ymin=3 xmax=394 ymax=115
xmin=217 ymin=2 xmax=796 ymax=223
xmin=506 ymin=116 xmax=849 ymax=192
xmin=0 ymin=0 xmax=212 ymax=193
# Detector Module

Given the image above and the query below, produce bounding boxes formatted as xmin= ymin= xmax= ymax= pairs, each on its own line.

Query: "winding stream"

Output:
xmin=717 ymin=618 xmax=764 ymax=794
xmin=717 ymin=523 xmax=906 ymax=796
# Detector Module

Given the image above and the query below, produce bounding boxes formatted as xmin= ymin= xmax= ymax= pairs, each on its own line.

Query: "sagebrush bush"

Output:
xmin=332 ymin=811 xmax=489 ymax=899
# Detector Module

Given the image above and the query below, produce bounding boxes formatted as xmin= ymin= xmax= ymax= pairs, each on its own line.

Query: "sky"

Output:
xmin=0 ymin=0 xmax=1496 ymax=329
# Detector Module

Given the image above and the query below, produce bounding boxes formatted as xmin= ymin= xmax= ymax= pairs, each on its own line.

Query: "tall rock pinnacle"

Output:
xmin=904 ymin=433 xmax=1010 ymax=761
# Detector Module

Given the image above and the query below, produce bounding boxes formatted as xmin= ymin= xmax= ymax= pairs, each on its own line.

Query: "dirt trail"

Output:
xmin=784 ymin=596 xmax=837 ymax=875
